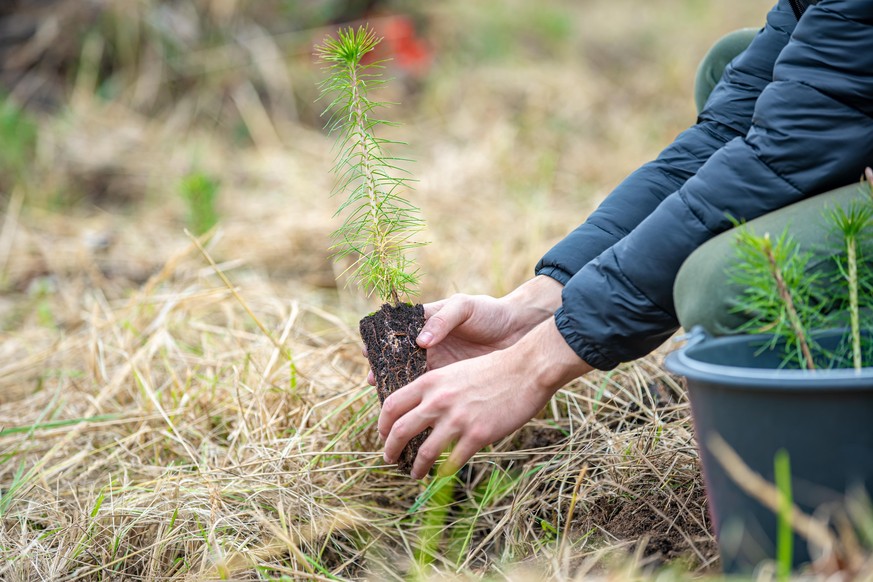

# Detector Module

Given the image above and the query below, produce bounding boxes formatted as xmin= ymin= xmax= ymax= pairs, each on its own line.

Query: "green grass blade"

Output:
xmin=774 ymin=449 xmax=793 ymax=581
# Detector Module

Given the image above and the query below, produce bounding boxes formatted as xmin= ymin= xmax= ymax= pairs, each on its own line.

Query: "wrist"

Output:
xmin=509 ymin=318 xmax=592 ymax=396
xmin=500 ymin=276 xmax=564 ymax=336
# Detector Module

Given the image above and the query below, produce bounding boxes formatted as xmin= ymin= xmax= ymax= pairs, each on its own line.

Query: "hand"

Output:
xmin=378 ymin=317 xmax=592 ymax=479
xmin=417 ymin=293 xmax=533 ymax=369
xmin=366 ymin=276 xmax=563 ymax=384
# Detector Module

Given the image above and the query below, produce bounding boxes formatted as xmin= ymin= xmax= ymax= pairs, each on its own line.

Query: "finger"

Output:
xmin=866 ymin=167 xmax=873 ymax=183
xmin=418 ymin=295 xmax=472 ymax=348
xmin=377 ymin=378 xmax=425 ymax=440
xmin=410 ymin=424 xmax=460 ymax=480
xmin=383 ymin=407 xmax=434 ymax=465
xmin=367 ymin=370 xmax=375 ymax=386
xmin=438 ymin=436 xmax=485 ymax=478
xmin=422 ymin=298 xmax=448 ymax=319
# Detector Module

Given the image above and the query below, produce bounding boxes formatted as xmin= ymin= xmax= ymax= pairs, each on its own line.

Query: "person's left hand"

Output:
xmin=377 ymin=318 xmax=592 ymax=479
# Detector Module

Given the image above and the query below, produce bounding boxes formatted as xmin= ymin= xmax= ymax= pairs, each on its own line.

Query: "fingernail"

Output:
xmin=417 ymin=331 xmax=433 ymax=347
xmin=383 ymin=453 xmax=393 ymax=464
xmin=410 ymin=470 xmax=421 ymax=480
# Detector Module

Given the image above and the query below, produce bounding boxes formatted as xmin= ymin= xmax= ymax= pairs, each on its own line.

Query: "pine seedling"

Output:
xmin=316 ymin=26 xmax=426 ymax=306
xmin=180 ymin=170 xmax=220 ymax=236
xmin=729 ymin=172 xmax=873 ymax=370
xmin=729 ymin=227 xmax=821 ymax=370
xmin=825 ymin=202 xmax=873 ymax=370
xmin=317 ymin=26 xmax=430 ymax=476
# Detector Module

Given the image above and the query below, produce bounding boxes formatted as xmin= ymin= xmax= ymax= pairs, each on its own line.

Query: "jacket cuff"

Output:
xmin=534 ymin=265 xmax=573 ymax=286
xmin=553 ymin=306 xmax=620 ymax=371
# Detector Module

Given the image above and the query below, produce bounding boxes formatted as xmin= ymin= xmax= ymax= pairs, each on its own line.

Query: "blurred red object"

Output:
xmin=362 ymin=14 xmax=432 ymax=79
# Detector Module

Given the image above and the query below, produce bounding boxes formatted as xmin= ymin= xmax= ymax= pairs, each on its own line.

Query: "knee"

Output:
xmin=674 ymin=230 xmax=746 ymax=335
xmin=694 ymin=28 xmax=758 ymax=113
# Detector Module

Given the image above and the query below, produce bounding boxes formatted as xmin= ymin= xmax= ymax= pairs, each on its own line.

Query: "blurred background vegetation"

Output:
xmin=0 ymin=0 xmax=772 ymax=317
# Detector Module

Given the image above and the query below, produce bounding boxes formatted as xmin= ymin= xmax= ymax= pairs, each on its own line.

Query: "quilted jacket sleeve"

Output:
xmin=557 ymin=0 xmax=873 ymax=370
xmin=535 ymin=0 xmax=798 ymax=285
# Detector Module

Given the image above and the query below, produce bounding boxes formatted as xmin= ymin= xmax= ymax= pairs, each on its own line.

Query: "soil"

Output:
xmin=592 ymin=485 xmax=717 ymax=566
xmin=360 ymin=302 xmax=428 ymax=475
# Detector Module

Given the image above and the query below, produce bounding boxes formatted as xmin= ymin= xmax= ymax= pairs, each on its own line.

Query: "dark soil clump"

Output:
xmin=595 ymin=486 xmax=716 ymax=566
xmin=360 ymin=302 xmax=428 ymax=475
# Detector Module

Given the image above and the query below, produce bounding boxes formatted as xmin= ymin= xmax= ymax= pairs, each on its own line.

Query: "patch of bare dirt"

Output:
xmin=595 ymin=484 xmax=717 ymax=566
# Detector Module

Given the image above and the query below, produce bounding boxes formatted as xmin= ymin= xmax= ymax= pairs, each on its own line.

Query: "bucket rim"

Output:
xmin=665 ymin=328 xmax=873 ymax=390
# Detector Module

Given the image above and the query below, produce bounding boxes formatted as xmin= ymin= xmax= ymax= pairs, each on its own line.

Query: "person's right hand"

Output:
xmin=366 ymin=276 xmax=564 ymax=384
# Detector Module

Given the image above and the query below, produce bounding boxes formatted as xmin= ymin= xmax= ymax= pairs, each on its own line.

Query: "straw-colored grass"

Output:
xmin=0 ymin=235 xmax=710 ymax=578
xmin=6 ymin=0 xmax=857 ymax=579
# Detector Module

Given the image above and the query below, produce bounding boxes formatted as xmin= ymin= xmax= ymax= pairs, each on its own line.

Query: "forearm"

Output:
xmin=501 ymin=279 xmax=593 ymax=389
xmin=507 ymin=317 xmax=593 ymax=394
xmin=499 ymin=275 xmax=564 ymax=340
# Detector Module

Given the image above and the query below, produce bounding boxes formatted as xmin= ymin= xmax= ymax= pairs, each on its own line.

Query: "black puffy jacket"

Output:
xmin=535 ymin=0 xmax=873 ymax=370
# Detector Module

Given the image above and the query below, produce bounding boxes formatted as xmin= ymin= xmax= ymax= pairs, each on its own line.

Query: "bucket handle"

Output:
xmin=674 ymin=325 xmax=711 ymax=348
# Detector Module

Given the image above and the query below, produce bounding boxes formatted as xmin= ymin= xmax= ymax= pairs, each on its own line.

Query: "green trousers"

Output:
xmin=674 ymin=30 xmax=872 ymax=335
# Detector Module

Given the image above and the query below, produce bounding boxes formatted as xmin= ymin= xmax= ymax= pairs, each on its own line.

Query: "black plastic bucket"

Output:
xmin=665 ymin=328 xmax=873 ymax=573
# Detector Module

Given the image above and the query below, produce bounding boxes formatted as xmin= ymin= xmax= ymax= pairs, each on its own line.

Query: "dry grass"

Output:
xmin=2 ymin=0 xmax=848 ymax=579
xmin=0 ymin=240 xmax=711 ymax=578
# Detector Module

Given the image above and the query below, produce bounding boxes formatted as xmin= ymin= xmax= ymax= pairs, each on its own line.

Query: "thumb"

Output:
xmin=418 ymin=295 xmax=471 ymax=348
